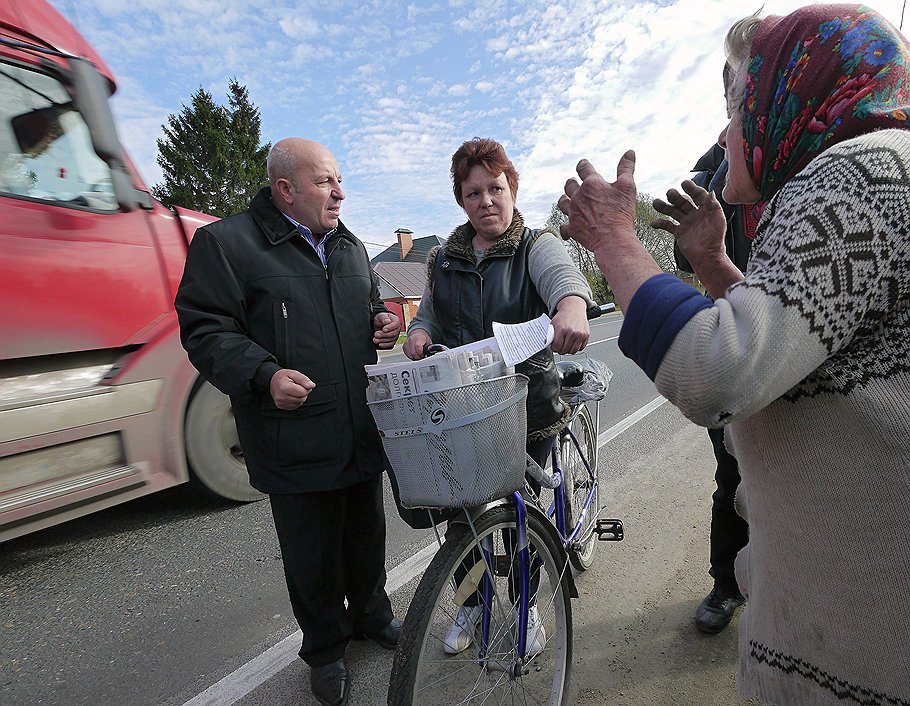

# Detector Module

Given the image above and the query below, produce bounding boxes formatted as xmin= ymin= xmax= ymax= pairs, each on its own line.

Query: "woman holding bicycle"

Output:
xmin=403 ymin=136 xmax=595 ymax=657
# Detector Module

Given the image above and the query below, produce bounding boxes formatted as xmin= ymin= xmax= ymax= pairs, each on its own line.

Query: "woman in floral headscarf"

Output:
xmin=558 ymin=4 xmax=910 ymax=704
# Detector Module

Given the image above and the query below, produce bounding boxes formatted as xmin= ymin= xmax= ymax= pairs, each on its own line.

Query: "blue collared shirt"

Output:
xmin=283 ymin=214 xmax=337 ymax=268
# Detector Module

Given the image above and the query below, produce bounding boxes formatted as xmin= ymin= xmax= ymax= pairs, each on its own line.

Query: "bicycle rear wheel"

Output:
xmin=388 ymin=504 xmax=573 ymax=705
xmin=562 ymin=404 xmax=600 ymax=571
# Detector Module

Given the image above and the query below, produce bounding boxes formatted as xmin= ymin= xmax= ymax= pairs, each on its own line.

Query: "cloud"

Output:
xmin=279 ymin=15 xmax=320 ymax=39
xmin=512 ymin=0 xmax=744 ymax=222
xmin=47 ymin=0 xmax=910 ymax=244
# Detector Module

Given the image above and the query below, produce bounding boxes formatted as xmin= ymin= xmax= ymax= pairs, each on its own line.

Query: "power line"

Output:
xmin=360 ymin=240 xmax=394 ymax=252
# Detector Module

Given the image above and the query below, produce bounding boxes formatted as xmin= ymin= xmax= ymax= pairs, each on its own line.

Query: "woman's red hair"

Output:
xmin=450 ymin=137 xmax=519 ymax=207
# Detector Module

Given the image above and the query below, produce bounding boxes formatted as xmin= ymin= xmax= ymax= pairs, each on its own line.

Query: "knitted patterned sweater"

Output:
xmin=620 ymin=129 xmax=910 ymax=705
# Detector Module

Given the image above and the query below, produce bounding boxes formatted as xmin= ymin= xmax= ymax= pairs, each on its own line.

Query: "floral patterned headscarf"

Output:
xmin=741 ymin=4 xmax=910 ymax=200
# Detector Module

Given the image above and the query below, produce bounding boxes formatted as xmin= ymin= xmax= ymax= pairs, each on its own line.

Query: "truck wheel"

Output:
xmin=184 ymin=380 xmax=265 ymax=502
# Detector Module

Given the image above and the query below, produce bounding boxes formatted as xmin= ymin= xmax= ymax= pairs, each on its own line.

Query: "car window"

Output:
xmin=0 ymin=61 xmax=118 ymax=211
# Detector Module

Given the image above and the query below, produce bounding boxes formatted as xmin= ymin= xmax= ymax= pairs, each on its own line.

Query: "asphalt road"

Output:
xmin=1 ymin=314 xmax=744 ymax=705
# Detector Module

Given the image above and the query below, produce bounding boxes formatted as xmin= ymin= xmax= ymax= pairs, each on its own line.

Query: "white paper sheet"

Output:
xmin=492 ymin=313 xmax=555 ymax=367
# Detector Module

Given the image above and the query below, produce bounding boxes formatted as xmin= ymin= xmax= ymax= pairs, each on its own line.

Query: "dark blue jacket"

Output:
xmin=176 ymin=186 xmax=389 ymax=493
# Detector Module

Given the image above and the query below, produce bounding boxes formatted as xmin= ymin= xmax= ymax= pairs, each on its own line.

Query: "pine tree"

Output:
xmin=225 ymin=81 xmax=269 ymax=210
xmin=153 ymin=79 xmax=270 ymax=217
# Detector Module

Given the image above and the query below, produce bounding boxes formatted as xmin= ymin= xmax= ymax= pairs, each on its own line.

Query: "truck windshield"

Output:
xmin=0 ymin=61 xmax=118 ymax=211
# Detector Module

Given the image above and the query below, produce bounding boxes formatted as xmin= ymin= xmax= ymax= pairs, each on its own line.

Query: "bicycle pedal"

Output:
xmin=595 ymin=519 xmax=624 ymax=541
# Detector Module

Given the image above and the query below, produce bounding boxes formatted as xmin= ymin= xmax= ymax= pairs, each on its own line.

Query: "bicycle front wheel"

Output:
xmin=388 ymin=505 xmax=573 ymax=705
xmin=562 ymin=404 xmax=600 ymax=571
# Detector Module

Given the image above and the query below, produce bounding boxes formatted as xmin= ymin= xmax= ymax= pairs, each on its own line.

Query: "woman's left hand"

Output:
xmin=652 ymin=180 xmax=727 ymax=269
xmin=550 ymin=296 xmax=590 ymax=355
xmin=652 ymin=180 xmax=744 ymax=299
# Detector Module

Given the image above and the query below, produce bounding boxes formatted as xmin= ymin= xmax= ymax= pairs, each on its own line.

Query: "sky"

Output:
xmin=48 ymin=0 xmax=908 ymax=257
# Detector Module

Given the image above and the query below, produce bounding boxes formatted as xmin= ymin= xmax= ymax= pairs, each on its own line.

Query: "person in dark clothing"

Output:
xmin=175 ymin=137 xmax=402 ymax=706
xmin=674 ymin=144 xmax=754 ymax=275
xmin=675 ymin=133 xmax=754 ymax=634
xmin=404 ymin=137 xmax=595 ymax=656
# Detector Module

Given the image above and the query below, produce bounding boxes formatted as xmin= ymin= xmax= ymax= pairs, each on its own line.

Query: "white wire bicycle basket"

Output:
xmin=368 ymin=374 xmax=528 ymax=509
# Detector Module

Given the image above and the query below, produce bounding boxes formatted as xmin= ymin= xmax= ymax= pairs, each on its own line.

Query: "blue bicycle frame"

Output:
xmin=475 ymin=401 xmax=598 ymax=667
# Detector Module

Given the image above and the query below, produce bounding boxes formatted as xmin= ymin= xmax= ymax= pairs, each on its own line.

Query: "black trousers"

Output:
xmin=707 ymin=427 xmax=749 ymax=593
xmin=269 ymin=474 xmax=394 ymax=667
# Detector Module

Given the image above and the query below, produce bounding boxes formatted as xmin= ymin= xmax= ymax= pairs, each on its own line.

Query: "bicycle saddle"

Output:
xmin=555 ymin=360 xmax=585 ymax=388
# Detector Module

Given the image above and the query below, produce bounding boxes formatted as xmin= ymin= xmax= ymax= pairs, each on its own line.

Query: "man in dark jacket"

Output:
xmin=675 ymin=141 xmax=753 ymax=635
xmin=175 ymin=137 xmax=402 ymax=706
xmin=674 ymin=144 xmax=752 ymax=274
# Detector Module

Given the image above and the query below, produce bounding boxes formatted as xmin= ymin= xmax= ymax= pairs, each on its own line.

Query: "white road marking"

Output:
xmin=181 ymin=543 xmax=441 ymax=706
xmin=597 ymin=396 xmax=667 ymax=448
xmin=587 ymin=335 xmax=618 ymax=346
xmin=182 ymin=396 xmax=665 ymax=706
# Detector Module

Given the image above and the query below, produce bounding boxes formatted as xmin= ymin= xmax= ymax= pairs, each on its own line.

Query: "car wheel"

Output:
xmin=184 ymin=380 xmax=265 ymax=502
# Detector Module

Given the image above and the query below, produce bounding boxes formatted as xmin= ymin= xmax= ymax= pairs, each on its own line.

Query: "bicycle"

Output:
xmin=381 ymin=309 xmax=623 ymax=705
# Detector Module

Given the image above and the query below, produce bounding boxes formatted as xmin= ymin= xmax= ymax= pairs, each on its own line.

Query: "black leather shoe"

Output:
xmin=360 ymin=617 xmax=402 ymax=650
xmin=310 ymin=658 xmax=350 ymax=706
xmin=695 ymin=587 xmax=746 ymax=634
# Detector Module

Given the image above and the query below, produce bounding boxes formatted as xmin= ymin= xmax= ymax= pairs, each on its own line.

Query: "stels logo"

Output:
xmin=429 ymin=407 xmax=447 ymax=425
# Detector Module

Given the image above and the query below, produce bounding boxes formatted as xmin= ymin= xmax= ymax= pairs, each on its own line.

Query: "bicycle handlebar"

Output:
xmin=586 ymin=302 xmax=615 ymax=319
xmin=423 ymin=342 xmax=449 ymax=357
xmin=421 ymin=303 xmax=614 ymax=359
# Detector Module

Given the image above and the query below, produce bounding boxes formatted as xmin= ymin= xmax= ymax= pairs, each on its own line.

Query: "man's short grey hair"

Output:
xmin=724 ymin=10 xmax=764 ymax=116
xmin=267 ymin=142 xmax=299 ymax=190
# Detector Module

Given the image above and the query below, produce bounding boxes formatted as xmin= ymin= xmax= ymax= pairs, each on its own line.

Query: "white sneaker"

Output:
xmin=479 ymin=606 xmax=548 ymax=673
xmin=443 ymin=605 xmax=483 ymax=655
xmin=523 ymin=605 xmax=546 ymax=659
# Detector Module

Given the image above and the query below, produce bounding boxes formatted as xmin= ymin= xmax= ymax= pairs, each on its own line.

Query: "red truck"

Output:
xmin=0 ymin=0 xmax=260 ymax=542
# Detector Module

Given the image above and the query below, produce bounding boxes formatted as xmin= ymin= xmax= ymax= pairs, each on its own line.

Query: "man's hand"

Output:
xmin=373 ymin=312 xmax=402 ymax=349
xmin=403 ymin=329 xmax=432 ymax=360
xmin=550 ymin=296 xmax=590 ymax=355
xmin=558 ymin=152 xmax=638 ymax=252
xmin=652 ymin=180 xmax=728 ymax=271
xmin=270 ymin=368 xmax=316 ymax=410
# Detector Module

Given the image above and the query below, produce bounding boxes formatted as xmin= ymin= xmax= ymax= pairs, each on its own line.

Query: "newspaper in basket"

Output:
xmin=368 ymin=374 xmax=528 ymax=509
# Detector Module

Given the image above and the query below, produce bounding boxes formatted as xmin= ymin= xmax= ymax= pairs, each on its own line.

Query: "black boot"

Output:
xmin=695 ymin=586 xmax=745 ymax=634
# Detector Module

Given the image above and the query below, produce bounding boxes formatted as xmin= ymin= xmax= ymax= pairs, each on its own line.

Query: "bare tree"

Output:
xmin=634 ymin=193 xmax=677 ymax=273
xmin=543 ymin=204 xmax=610 ymax=303
xmin=543 ymin=194 xmax=678 ymax=302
